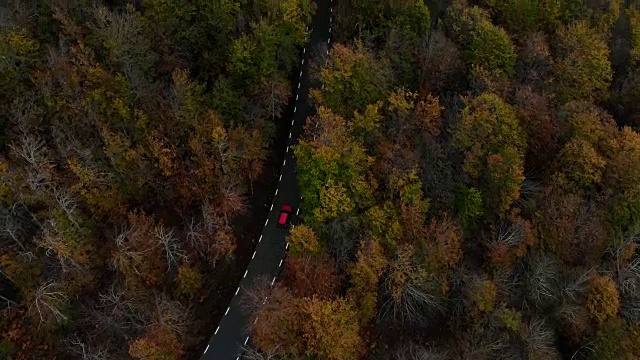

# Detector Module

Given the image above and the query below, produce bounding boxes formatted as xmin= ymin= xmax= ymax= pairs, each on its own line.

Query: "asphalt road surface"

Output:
xmin=199 ymin=2 xmax=333 ymax=359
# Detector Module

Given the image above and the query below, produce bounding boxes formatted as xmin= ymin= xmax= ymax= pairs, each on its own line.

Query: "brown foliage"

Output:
xmin=514 ymin=86 xmax=558 ymax=171
xmin=302 ymin=296 xmax=365 ymax=360
xmin=128 ymin=324 xmax=184 ymax=360
xmin=282 ymin=255 xmax=339 ymax=299
xmin=535 ymin=187 xmax=609 ymax=267
xmin=488 ymin=215 xmax=535 ymax=270
xmin=421 ymin=215 xmax=463 ymax=274
xmin=587 ymin=275 xmax=620 ymax=325
xmin=413 ymin=93 xmax=443 ymax=137
xmin=251 ymin=287 xmax=306 ymax=356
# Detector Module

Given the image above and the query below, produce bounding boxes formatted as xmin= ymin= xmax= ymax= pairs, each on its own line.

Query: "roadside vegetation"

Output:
xmin=244 ymin=0 xmax=640 ymax=359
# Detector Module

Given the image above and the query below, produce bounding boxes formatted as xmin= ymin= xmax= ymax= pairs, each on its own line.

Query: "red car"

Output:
xmin=277 ymin=205 xmax=293 ymax=228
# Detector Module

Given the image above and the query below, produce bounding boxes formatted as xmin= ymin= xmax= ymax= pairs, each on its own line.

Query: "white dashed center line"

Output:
xmin=252 ymin=251 xmax=256 ymax=259
xmin=225 ymin=307 xmax=230 ymax=316
xmin=243 ymin=270 xmax=248 ymax=278
xmin=235 ymin=287 xmax=240 ymax=296
xmin=204 ymin=345 xmax=209 ymax=354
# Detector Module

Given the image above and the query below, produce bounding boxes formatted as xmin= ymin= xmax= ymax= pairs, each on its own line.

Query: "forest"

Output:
xmin=0 ymin=0 xmax=312 ymax=358
xmin=244 ymin=0 xmax=640 ymax=359
xmin=2 ymin=0 xmax=640 ymax=359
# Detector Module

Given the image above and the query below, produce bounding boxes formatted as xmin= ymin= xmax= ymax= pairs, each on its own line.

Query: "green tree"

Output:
xmin=447 ymin=2 xmax=516 ymax=77
xmin=454 ymin=93 xmax=526 ymax=217
xmin=295 ymin=107 xmax=374 ymax=222
xmin=318 ymin=43 xmax=392 ymax=117
xmin=554 ymin=21 xmax=612 ymax=103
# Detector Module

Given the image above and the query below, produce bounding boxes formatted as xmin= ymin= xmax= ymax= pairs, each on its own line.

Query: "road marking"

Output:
xmin=252 ymin=251 xmax=256 ymax=259
xmin=298 ymin=83 xmax=300 ymax=89
xmin=296 ymin=208 xmax=300 ymax=215
xmin=279 ymin=259 xmax=283 ymax=267
xmin=306 ymin=26 xmax=309 ymax=31
xmin=204 ymin=345 xmax=209 ymax=353
xmin=300 ymin=70 xmax=303 ymax=77
xmin=286 ymin=146 xmax=289 ymax=153
xmin=322 ymin=84 xmax=325 ymax=89
xmin=294 ymin=106 xmax=297 ymax=112
xmin=265 ymin=218 xmax=268 ymax=226
xmin=330 ymin=27 xmax=332 ymax=33
xmin=235 ymin=287 xmax=240 ymax=295
xmin=291 ymin=119 xmax=294 ymax=126
xmin=279 ymin=175 xmax=282 ymax=182
xmin=275 ymin=188 xmax=278 ymax=196
xmin=303 ymin=48 xmax=306 ymax=54
xmin=259 ymin=235 xmax=263 ymax=242
xmin=270 ymin=203 xmax=273 ymax=211
xmin=254 ymin=317 xmax=258 ymax=324
xmin=215 ymin=326 xmax=220 ymax=334
xmin=326 ymin=50 xmax=329 ymax=55
xmin=244 ymin=336 xmax=250 ymax=345
xmin=289 ymin=132 xmax=292 ymax=139
xmin=271 ymin=277 xmax=276 ymax=286
xmin=302 ymin=59 xmax=304 ymax=65
xmin=328 ymin=38 xmax=331 ymax=44
xmin=286 ymin=242 xmax=290 ymax=250
xmin=225 ymin=307 xmax=230 ymax=316
xmin=331 ymin=7 xmax=333 ymax=12
xmin=296 ymin=94 xmax=298 ymax=101
xmin=283 ymin=159 xmax=287 ymax=166
xmin=236 ymin=357 xmax=240 ymax=360
xmin=243 ymin=270 xmax=248 ymax=278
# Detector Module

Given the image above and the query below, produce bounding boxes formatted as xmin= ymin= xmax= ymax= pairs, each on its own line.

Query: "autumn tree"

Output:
xmin=250 ymin=286 xmax=306 ymax=356
xmin=380 ymin=244 xmax=445 ymax=327
xmin=447 ymin=1 xmax=517 ymax=78
xmin=554 ymin=21 xmax=613 ymax=103
xmin=295 ymin=107 xmax=374 ymax=222
xmin=453 ymin=93 xmax=526 ymax=218
xmin=282 ymin=255 xmax=339 ymax=299
xmin=586 ymin=274 xmax=620 ymax=324
xmin=128 ymin=324 xmax=183 ymax=360
xmin=302 ymin=296 xmax=365 ymax=360
xmin=346 ymin=238 xmax=387 ymax=323
xmin=316 ymin=43 xmax=392 ymax=117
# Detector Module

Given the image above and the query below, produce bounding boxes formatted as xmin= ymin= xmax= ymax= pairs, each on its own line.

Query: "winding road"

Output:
xmin=199 ymin=1 xmax=333 ymax=359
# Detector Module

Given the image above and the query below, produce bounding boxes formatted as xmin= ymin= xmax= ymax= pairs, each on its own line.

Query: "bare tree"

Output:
xmin=64 ymin=333 xmax=111 ymax=360
xmin=379 ymin=245 xmax=445 ymax=327
xmin=38 ymin=220 xmax=84 ymax=272
xmin=618 ymin=257 xmax=640 ymax=321
xmin=393 ymin=342 xmax=449 ymax=360
xmin=521 ymin=318 xmax=560 ymax=360
xmin=10 ymin=134 xmax=53 ymax=191
xmin=111 ymin=225 xmax=149 ymax=277
xmin=153 ymin=294 xmax=191 ymax=336
xmin=525 ymin=255 xmax=559 ymax=309
xmin=241 ymin=275 xmax=272 ymax=317
xmin=29 ymin=280 xmax=69 ymax=327
xmin=52 ymin=186 xmax=80 ymax=228
xmin=0 ymin=205 xmax=27 ymax=251
xmin=238 ymin=345 xmax=280 ymax=360
xmin=154 ymin=224 xmax=185 ymax=272
xmin=94 ymin=282 xmax=146 ymax=334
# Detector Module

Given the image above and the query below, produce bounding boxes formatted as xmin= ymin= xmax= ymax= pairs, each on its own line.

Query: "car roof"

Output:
xmin=278 ymin=212 xmax=288 ymax=224
xmin=281 ymin=204 xmax=293 ymax=212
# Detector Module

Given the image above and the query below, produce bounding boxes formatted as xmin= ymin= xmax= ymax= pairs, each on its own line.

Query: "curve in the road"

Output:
xmin=199 ymin=1 xmax=334 ymax=359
